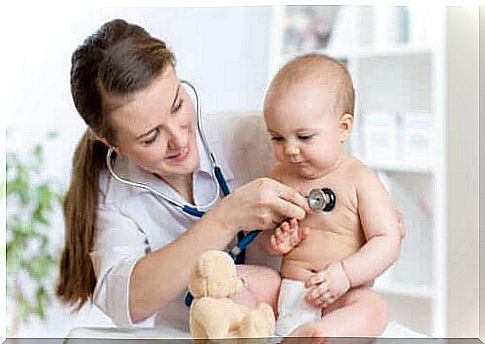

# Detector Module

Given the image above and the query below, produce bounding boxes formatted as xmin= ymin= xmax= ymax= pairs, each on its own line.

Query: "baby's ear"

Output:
xmin=338 ymin=113 xmax=354 ymax=143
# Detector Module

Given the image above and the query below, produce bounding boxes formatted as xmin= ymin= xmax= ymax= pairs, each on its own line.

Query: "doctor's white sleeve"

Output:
xmin=89 ymin=203 xmax=155 ymax=328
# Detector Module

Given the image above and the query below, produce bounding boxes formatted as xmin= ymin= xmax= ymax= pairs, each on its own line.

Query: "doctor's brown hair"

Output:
xmin=56 ymin=19 xmax=175 ymax=310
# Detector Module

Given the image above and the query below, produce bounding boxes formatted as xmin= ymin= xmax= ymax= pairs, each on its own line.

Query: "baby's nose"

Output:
xmin=284 ymin=145 xmax=300 ymax=156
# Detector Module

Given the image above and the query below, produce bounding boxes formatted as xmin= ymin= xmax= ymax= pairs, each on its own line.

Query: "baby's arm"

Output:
xmin=305 ymin=167 xmax=402 ymax=308
xmin=255 ymin=219 xmax=309 ymax=255
xmin=341 ymin=167 xmax=401 ymax=287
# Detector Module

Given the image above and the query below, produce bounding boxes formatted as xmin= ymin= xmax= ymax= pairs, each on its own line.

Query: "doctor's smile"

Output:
xmin=166 ymin=146 xmax=190 ymax=162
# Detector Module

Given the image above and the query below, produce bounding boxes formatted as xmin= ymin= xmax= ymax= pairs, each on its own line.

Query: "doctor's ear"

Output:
xmin=338 ymin=113 xmax=354 ymax=143
xmin=95 ymin=136 xmax=123 ymax=156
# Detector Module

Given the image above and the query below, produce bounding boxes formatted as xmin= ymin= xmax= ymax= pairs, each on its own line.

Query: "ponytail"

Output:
xmin=57 ymin=18 xmax=176 ymax=310
xmin=56 ymin=129 xmax=107 ymax=310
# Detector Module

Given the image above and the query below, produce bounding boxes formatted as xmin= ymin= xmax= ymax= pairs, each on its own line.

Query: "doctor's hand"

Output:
xmin=211 ymin=177 xmax=312 ymax=234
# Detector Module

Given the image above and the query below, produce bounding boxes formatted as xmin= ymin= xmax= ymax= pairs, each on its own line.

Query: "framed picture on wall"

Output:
xmin=281 ymin=5 xmax=340 ymax=53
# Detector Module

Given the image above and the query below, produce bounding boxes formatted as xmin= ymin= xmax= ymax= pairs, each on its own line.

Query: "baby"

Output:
xmin=257 ymin=54 xmax=403 ymax=339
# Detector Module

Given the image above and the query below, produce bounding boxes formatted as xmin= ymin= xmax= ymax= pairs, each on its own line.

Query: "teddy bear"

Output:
xmin=188 ymin=250 xmax=276 ymax=339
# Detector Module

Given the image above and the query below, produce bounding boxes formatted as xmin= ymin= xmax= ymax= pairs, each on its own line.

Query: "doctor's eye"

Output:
xmin=143 ymin=128 xmax=160 ymax=145
xmin=171 ymin=99 xmax=184 ymax=114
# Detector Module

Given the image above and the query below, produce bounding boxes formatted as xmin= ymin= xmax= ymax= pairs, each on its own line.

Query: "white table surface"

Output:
xmin=67 ymin=321 xmax=427 ymax=339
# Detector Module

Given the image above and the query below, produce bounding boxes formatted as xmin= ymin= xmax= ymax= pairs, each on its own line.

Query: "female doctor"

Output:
xmin=55 ymin=19 xmax=312 ymax=330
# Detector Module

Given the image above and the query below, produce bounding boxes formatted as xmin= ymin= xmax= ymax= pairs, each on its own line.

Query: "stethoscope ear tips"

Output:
xmin=308 ymin=188 xmax=336 ymax=212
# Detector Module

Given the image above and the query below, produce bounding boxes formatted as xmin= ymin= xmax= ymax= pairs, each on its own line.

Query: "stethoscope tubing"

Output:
xmin=105 ymin=80 xmax=223 ymax=214
xmin=104 ymin=79 xmax=262 ymax=307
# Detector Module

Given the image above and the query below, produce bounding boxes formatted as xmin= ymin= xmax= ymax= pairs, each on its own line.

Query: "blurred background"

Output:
xmin=2 ymin=5 xmax=480 ymax=339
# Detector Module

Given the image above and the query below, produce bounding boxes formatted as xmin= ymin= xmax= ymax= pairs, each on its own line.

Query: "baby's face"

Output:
xmin=264 ymin=80 xmax=344 ymax=179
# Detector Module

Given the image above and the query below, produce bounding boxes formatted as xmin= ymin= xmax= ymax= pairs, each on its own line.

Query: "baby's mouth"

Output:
xmin=290 ymin=157 xmax=305 ymax=164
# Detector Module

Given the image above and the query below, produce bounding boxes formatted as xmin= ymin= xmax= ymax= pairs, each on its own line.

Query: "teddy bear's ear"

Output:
xmin=197 ymin=254 xmax=213 ymax=278
xmin=196 ymin=277 xmax=208 ymax=297
xmin=188 ymin=262 xmax=208 ymax=298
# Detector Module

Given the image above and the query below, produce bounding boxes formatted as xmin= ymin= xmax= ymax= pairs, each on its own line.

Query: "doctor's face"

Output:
xmin=108 ymin=66 xmax=199 ymax=179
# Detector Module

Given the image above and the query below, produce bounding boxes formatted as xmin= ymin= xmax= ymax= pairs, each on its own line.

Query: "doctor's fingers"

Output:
xmin=277 ymin=183 xmax=313 ymax=215
xmin=255 ymin=178 xmax=313 ymax=216
xmin=270 ymin=196 xmax=309 ymax=222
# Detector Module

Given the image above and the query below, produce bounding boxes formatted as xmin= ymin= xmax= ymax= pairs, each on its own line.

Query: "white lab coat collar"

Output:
xmin=100 ymin=131 xmax=234 ymax=205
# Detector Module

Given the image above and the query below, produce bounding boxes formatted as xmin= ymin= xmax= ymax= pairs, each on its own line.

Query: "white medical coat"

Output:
xmin=88 ymin=113 xmax=280 ymax=331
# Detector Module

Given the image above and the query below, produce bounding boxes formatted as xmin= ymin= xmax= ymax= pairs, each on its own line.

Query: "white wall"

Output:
xmin=6 ymin=5 xmax=272 ymax=188
xmin=445 ymin=6 xmax=480 ymax=337
xmin=480 ymin=4 xmax=485 ymax=342
xmin=4 ymin=6 xmax=272 ymax=337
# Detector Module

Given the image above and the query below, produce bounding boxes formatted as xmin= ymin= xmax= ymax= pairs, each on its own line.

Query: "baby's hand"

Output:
xmin=304 ymin=261 xmax=350 ymax=308
xmin=270 ymin=218 xmax=309 ymax=254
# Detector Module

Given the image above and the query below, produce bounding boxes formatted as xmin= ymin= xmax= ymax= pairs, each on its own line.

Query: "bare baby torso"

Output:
xmin=272 ymin=154 xmax=367 ymax=282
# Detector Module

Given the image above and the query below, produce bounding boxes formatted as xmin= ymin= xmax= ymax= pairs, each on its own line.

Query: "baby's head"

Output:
xmin=264 ymin=54 xmax=355 ymax=179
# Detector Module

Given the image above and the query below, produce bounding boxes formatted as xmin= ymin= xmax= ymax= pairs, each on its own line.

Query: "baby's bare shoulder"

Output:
xmin=343 ymin=156 xmax=380 ymax=186
xmin=336 ymin=157 xmax=381 ymax=198
xmin=347 ymin=160 xmax=390 ymax=203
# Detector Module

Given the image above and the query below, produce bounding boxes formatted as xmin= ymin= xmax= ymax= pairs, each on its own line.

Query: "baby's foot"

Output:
xmin=231 ymin=280 xmax=257 ymax=310
xmin=283 ymin=322 xmax=329 ymax=344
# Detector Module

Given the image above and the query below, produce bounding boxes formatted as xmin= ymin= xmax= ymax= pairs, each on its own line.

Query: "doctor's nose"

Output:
xmin=166 ymin=123 xmax=186 ymax=150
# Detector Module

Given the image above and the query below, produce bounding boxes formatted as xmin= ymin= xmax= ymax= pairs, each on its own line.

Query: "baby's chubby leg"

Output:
xmin=289 ymin=287 xmax=388 ymax=339
xmin=233 ymin=264 xmax=281 ymax=315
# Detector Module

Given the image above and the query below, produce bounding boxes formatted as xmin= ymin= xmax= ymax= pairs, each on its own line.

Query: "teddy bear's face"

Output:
xmin=207 ymin=273 xmax=243 ymax=298
xmin=189 ymin=250 xmax=244 ymax=299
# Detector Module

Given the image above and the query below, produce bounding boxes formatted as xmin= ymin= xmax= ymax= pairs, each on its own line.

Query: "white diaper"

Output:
xmin=275 ymin=278 xmax=322 ymax=336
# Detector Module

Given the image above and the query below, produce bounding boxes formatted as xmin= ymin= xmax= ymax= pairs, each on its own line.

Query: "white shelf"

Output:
xmin=363 ymin=160 xmax=436 ymax=174
xmin=375 ymin=283 xmax=436 ymax=299
xmin=269 ymin=6 xmax=447 ymax=337
xmin=281 ymin=44 xmax=433 ymax=61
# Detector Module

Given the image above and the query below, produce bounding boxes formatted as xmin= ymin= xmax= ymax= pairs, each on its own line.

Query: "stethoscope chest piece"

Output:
xmin=308 ymin=188 xmax=336 ymax=212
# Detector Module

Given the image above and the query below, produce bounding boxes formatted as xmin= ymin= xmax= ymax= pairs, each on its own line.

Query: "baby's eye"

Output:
xmin=298 ymin=134 xmax=313 ymax=141
xmin=271 ymin=136 xmax=284 ymax=142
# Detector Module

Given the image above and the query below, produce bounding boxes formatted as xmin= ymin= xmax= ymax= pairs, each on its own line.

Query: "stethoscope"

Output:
xmin=106 ymin=80 xmax=228 ymax=218
xmin=105 ymin=80 xmax=337 ymax=306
